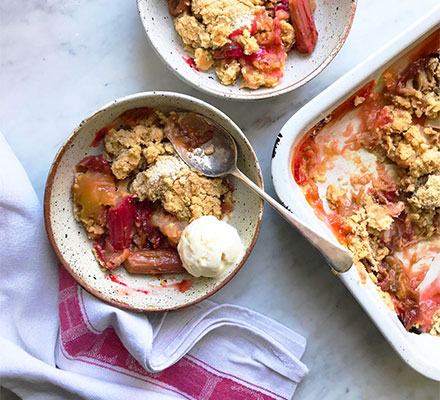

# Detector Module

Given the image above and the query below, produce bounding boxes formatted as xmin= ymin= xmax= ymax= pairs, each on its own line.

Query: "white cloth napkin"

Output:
xmin=0 ymin=132 xmax=309 ymax=400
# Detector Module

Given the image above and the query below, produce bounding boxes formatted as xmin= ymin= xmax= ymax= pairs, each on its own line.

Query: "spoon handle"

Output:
xmin=231 ymin=168 xmax=353 ymax=273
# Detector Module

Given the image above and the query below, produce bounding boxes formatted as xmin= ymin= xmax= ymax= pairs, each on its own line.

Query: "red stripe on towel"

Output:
xmin=58 ymin=268 xmax=279 ymax=400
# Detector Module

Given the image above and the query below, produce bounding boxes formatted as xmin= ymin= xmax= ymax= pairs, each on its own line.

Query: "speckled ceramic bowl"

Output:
xmin=137 ymin=0 xmax=356 ymax=101
xmin=44 ymin=91 xmax=264 ymax=312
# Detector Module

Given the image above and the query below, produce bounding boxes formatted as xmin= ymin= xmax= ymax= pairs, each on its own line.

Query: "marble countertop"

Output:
xmin=1 ymin=0 xmax=439 ymax=398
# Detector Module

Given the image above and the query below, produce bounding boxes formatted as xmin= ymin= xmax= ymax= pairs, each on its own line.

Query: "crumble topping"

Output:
xmin=280 ymin=20 xmax=295 ymax=50
xmin=111 ymin=146 xmax=142 ymax=180
xmin=354 ymin=96 xmax=366 ymax=106
xmin=74 ymin=108 xmax=234 ymax=229
xmin=194 ymin=48 xmax=214 ymax=71
xmin=295 ymin=49 xmax=440 ymax=335
xmin=190 ymin=0 xmax=261 ymax=43
xmin=409 ymin=175 xmax=440 ymax=210
xmin=338 ymin=57 xmax=440 ymax=273
xmin=391 ymin=55 xmax=440 ymax=119
xmin=169 ymin=0 xmax=317 ymax=89
xmin=175 ymin=14 xmax=212 ymax=49
xmin=237 ymin=28 xmax=260 ymax=55
xmin=216 ymin=59 xmax=241 ymax=86
xmin=326 ymin=184 xmax=347 ymax=210
xmin=131 ymin=155 xmax=231 ymax=222
xmin=326 ymin=190 xmax=397 ymax=269
xmin=431 ymin=311 xmax=440 ymax=336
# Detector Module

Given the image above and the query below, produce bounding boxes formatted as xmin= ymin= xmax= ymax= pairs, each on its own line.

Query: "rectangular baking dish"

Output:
xmin=271 ymin=6 xmax=440 ymax=380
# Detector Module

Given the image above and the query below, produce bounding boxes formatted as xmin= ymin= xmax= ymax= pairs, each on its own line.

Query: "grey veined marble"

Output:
xmin=0 ymin=0 xmax=439 ymax=399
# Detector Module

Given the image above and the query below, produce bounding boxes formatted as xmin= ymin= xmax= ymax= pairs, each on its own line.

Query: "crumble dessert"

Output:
xmin=72 ymin=108 xmax=234 ymax=274
xmin=293 ymin=33 xmax=440 ymax=335
xmin=168 ymin=0 xmax=318 ymax=89
xmin=131 ymin=155 xmax=229 ymax=221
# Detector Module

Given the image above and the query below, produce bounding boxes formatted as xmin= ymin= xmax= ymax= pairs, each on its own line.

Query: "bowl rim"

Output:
xmin=136 ymin=0 xmax=357 ymax=101
xmin=44 ymin=91 xmax=264 ymax=312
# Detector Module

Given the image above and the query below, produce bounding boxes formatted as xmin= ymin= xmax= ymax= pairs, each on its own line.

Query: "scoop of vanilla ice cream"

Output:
xmin=177 ymin=215 xmax=243 ymax=278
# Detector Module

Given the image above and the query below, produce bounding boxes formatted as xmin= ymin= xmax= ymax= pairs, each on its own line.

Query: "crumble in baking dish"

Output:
xmin=293 ymin=32 xmax=440 ymax=335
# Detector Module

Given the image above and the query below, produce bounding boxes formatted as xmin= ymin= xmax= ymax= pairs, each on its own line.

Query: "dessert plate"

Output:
xmin=44 ymin=92 xmax=264 ymax=312
xmin=137 ymin=0 xmax=356 ymax=100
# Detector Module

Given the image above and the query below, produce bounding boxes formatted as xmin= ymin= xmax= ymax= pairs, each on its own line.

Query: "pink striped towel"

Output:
xmin=0 ymin=131 xmax=308 ymax=399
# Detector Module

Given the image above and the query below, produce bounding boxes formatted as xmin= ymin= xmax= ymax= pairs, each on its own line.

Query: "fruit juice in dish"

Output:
xmin=292 ymin=30 xmax=440 ymax=336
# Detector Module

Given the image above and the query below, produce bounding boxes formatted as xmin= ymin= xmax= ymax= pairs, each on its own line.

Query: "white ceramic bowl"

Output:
xmin=272 ymin=7 xmax=440 ymax=380
xmin=44 ymin=91 xmax=264 ymax=312
xmin=137 ymin=0 xmax=356 ymax=100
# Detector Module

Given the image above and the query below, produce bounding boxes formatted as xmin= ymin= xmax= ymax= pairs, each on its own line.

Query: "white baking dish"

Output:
xmin=271 ymin=6 xmax=440 ymax=380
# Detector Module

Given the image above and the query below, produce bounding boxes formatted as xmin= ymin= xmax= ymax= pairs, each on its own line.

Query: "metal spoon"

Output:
xmin=168 ymin=114 xmax=353 ymax=273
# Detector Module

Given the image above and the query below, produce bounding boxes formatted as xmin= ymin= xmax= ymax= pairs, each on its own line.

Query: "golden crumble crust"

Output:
xmin=111 ymin=146 xmax=142 ymax=180
xmin=409 ymin=175 xmax=440 ymax=209
xmin=131 ymin=155 xmax=230 ymax=222
xmin=302 ymin=54 xmax=440 ymax=335
xmin=326 ymin=184 xmax=347 ymax=210
xmin=430 ymin=311 xmax=440 ymax=335
xmin=191 ymin=0 xmax=261 ymax=44
xmin=174 ymin=14 xmax=211 ymax=49
xmin=194 ymin=48 xmax=214 ymax=70
xmin=216 ymin=60 xmax=241 ymax=85
xmin=280 ymin=20 xmax=295 ymax=50
xmin=391 ymin=56 xmax=440 ymax=119
xmin=169 ymin=0 xmax=309 ymax=89
xmin=237 ymin=28 xmax=259 ymax=55
xmin=77 ymin=109 xmax=234 ymax=229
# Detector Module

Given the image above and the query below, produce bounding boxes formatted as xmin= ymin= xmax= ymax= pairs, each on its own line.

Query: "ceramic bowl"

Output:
xmin=44 ymin=91 xmax=264 ymax=312
xmin=137 ymin=0 xmax=356 ymax=101
xmin=272 ymin=8 xmax=440 ymax=380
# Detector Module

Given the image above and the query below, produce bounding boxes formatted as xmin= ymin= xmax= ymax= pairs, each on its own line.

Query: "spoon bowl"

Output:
xmin=169 ymin=113 xmax=238 ymax=177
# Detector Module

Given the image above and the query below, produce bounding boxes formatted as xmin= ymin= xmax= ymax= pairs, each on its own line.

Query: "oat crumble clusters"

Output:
xmin=105 ymin=110 xmax=232 ymax=223
xmin=333 ymin=56 xmax=440 ymax=272
xmin=131 ymin=154 xmax=230 ymax=222
xmin=296 ymin=52 xmax=440 ymax=335
xmin=431 ymin=311 xmax=440 ymax=336
xmin=168 ymin=0 xmax=317 ymax=89
xmin=73 ymin=109 xmax=234 ymax=237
